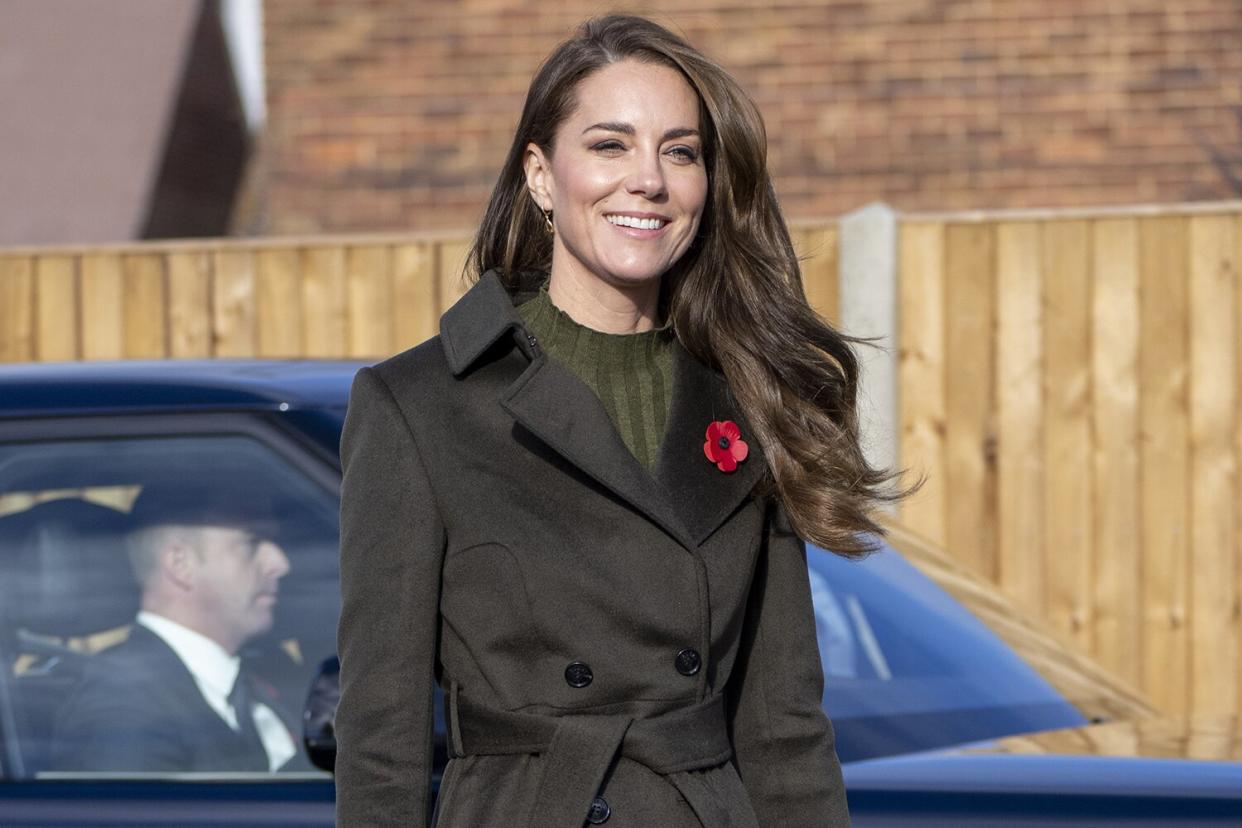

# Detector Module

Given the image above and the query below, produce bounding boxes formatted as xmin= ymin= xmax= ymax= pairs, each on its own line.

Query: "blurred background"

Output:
xmin=2 ymin=0 xmax=1241 ymax=728
xmin=0 ymin=0 xmax=1239 ymax=244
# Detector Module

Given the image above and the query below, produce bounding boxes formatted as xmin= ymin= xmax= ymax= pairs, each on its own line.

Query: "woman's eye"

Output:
xmin=591 ymin=140 xmax=626 ymax=153
xmin=667 ymin=146 xmax=699 ymax=163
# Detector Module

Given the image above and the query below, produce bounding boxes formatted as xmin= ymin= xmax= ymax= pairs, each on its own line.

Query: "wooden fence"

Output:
xmin=0 ymin=225 xmax=839 ymax=363
xmin=0 ymin=234 xmax=472 ymax=363
xmin=2 ymin=204 xmax=1240 ymax=722
xmin=897 ymin=202 xmax=1242 ymax=720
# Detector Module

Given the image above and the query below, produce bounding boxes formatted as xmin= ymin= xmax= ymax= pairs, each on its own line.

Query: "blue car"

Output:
xmin=1 ymin=360 xmax=1239 ymax=826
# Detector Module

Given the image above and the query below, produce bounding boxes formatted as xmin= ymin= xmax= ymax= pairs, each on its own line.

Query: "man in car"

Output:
xmin=53 ymin=484 xmax=299 ymax=773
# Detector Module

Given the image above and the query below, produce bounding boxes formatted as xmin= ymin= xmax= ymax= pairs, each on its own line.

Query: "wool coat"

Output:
xmin=334 ymin=270 xmax=851 ymax=827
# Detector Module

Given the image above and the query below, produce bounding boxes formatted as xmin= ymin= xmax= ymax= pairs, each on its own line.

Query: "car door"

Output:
xmin=0 ymin=411 xmax=340 ymax=827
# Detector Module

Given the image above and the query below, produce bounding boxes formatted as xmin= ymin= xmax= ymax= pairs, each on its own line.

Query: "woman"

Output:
xmin=336 ymin=14 xmax=900 ymax=827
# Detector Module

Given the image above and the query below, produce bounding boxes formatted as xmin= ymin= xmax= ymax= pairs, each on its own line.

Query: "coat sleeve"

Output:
xmin=726 ymin=497 xmax=851 ymax=827
xmin=335 ymin=366 xmax=447 ymax=827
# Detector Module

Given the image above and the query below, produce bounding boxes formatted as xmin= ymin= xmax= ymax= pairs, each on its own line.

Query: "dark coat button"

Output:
xmin=675 ymin=648 xmax=701 ymax=676
xmin=587 ymin=796 xmax=611 ymax=824
xmin=564 ymin=661 xmax=593 ymax=688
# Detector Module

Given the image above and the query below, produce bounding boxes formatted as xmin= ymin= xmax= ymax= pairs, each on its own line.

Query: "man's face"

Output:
xmin=188 ymin=526 xmax=290 ymax=650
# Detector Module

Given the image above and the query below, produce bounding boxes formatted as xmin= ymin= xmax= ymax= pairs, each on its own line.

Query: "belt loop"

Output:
xmin=448 ymin=680 xmax=465 ymax=759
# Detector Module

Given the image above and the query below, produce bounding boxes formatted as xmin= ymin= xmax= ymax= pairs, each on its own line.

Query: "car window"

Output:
xmin=808 ymin=540 xmax=1089 ymax=762
xmin=0 ymin=433 xmax=340 ymax=780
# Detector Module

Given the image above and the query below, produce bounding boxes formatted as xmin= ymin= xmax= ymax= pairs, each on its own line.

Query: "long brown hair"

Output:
xmin=469 ymin=14 xmax=913 ymax=558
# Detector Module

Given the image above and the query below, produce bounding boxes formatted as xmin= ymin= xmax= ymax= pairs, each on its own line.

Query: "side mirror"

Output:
xmin=302 ymin=656 xmax=339 ymax=773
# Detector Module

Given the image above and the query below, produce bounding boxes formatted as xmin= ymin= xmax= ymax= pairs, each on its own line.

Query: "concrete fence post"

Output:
xmin=838 ymin=202 xmax=899 ymax=505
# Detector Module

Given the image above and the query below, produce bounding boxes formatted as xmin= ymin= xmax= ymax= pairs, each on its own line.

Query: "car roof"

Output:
xmin=0 ymin=360 xmax=367 ymax=418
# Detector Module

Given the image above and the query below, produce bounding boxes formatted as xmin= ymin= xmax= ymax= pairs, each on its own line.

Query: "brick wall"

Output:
xmin=261 ymin=0 xmax=1242 ymax=234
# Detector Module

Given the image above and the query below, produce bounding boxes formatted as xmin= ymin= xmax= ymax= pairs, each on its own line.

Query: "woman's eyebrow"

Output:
xmin=583 ymin=121 xmax=635 ymax=135
xmin=662 ymin=127 xmax=700 ymax=141
xmin=582 ymin=122 xmax=700 ymax=141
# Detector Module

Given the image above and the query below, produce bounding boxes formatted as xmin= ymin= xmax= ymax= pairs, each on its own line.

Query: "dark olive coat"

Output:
xmin=335 ymin=271 xmax=851 ymax=827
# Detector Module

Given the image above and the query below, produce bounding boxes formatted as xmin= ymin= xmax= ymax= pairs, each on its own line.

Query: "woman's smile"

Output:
xmin=524 ymin=59 xmax=708 ymax=299
xmin=604 ymin=211 xmax=672 ymax=235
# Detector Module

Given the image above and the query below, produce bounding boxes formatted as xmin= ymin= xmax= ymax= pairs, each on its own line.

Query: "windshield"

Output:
xmin=809 ymin=538 xmax=1087 ymax=762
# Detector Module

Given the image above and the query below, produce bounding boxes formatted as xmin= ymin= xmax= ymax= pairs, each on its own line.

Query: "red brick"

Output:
xmin=255 ymin=0 xmax=1242 ymax=233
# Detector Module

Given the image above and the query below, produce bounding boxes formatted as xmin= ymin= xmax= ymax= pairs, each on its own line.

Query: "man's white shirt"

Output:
xmin=136 ymin=611 xmax=296 ymax=771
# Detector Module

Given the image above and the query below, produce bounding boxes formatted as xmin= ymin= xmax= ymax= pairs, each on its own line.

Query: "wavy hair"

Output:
xmin=468 ymin=14 xmax=913 ymax=557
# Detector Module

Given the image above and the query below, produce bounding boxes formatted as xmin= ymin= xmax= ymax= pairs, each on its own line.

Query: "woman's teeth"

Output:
xmin=607 ymin=215 xmax=666 ymax=230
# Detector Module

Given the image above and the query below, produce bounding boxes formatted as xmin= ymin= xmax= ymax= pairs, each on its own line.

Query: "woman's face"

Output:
xmin=525 ymin=59 xmax=709 ymax=290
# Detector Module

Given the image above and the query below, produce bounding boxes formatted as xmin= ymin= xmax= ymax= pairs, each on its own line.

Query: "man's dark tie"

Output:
xmin=228 ymin=668 xmax=271 ymax=770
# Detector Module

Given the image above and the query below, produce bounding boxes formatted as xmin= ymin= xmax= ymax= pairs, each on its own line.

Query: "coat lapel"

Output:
xmin=653 ymin=343 xmax=767 ymax=547
xmin=443 ymin=271 xmax=768 ymax=551
xmin=500 ymin=354 xmax=694 ymax=549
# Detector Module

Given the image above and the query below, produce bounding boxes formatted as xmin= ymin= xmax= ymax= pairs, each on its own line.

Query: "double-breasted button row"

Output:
xmin=586 ymin=796 xmax=611 ymax=824
xmin=565 ymin=652 xmax=699 ymax=687
xmin=565 ymin=661 xmax=593 ymax=688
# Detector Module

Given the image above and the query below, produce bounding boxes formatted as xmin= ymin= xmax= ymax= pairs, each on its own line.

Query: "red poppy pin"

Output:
xmin=704 ymin=420 xmax=749 ymax=473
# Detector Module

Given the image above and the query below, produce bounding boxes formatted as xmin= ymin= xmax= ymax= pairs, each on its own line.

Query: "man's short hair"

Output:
xmin=126 ymin=523 xmax=194 ymax=585
xmin=125 ymin=481 xmax=280 ymax=584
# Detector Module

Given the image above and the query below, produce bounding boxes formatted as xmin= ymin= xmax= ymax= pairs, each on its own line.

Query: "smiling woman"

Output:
xmin=521 ymin=60 xmax=708 ymax=333
xmin=335 ymin=13 xmax=907 ymax=828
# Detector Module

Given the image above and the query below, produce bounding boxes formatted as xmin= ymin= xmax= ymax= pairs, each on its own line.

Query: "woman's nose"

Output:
xmin=625 ymin=151 xmax=667 ymax=199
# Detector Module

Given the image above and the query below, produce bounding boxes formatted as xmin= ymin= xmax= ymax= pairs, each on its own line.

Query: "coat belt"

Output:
xmin=445 ymin=683 xmax=737 ymax=827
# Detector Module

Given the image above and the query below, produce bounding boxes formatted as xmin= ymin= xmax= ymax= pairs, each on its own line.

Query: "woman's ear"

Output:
xmin=522 ymin=142 xmax=553 ymax=211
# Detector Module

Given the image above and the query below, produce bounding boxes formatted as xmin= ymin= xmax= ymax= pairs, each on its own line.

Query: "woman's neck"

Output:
xmin=545 ymin=261 xmax=661 ymax=334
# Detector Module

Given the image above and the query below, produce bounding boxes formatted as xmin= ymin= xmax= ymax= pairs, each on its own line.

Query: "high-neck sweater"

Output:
xmin=516 ymin=286 xmax=675 ymax=470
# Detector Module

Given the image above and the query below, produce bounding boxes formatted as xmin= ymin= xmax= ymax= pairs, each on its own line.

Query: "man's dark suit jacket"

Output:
xmin=53 ymin=624 xmax=282 ymax=773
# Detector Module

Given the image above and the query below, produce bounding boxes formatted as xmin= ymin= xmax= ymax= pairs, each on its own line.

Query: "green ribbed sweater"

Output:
xmin=517 ymin=286 xmax=674 ymax=470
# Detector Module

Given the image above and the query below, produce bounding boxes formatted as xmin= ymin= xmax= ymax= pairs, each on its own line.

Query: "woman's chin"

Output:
xmin=592 ymin=259 xmax=679 ymax=288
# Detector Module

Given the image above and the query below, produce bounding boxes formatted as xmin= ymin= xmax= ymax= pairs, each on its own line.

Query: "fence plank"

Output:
xmin=167 ymin=251 xmax=213 ymax=358
xmin=35 ymin=256 xmax=79 ymax=361
xmin=822 ymin=225 xmax=840 ymax=324
xmin=80 ymin=254 xmax=124 ymax=360
xmin=256 ymin=248 xmax=303 ymax=358
xmin=1139 ymin=215 xmax=1191 ymax=714
xmin=122 ymin=254 xmax=167 ymax=358
xmin=897 ymin=221 xmax=947 ymax=545
xmin=1187 ymin=214 xmax=1237 ymax=715
xmin=1237 ymin=214 xmax=1242 ymax=720
xmin=1091 ymin=218 xmax=1142 ymax=688
xmin=435 ymin=239 xmax=472 ymax=316
xmin=0 ymin=257 xmax=35 ymax=363
xmin=347 ymin=245 xmax=394 ymax=358
xmin=302 ymin=247 xmax=347 ymax=357
xmin=1185 ymin=716 xmax=1237 ymax=762
xmin=212 ymin=250 xmax=256 ymax=357
xmin=793 ymin=224 xmax=840 ymax=323
xmin=943 ymin=222 xmax=997 ymax=579
xmin=1042 ymin=219 xmax=1095 ymax=654
xmin=995 ymin=221 xmax=1044 ymax=616
xmin=392 ymin=242 xmax=437 ymax=351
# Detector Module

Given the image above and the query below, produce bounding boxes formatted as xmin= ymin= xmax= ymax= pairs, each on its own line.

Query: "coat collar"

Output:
xmin=441 ymin=271 xmax=768 ymax=549
xmin=441 ymin=270 xmax=536 ymax=376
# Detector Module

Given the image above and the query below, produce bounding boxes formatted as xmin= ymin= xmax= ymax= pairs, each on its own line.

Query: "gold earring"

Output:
xmin=542 ymin=208 xmax=554 ymax=235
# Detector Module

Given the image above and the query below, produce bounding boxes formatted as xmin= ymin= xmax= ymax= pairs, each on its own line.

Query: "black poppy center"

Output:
xmin=717 ymin=437 xmax=731 ymax=449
